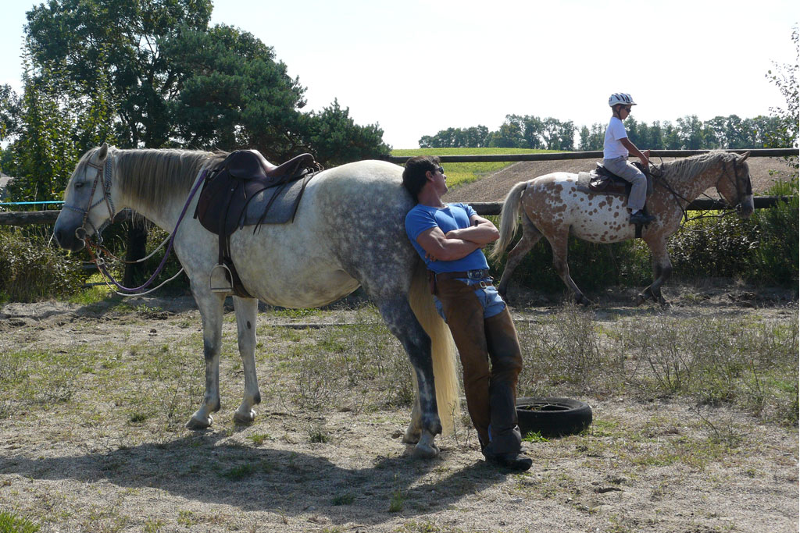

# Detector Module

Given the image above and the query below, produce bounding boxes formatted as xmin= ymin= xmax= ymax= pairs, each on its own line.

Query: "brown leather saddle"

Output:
xmin=587 ymin=162 xmax=650 ymax=195
xmin=193 ymin=150 xmax=318 ymax=297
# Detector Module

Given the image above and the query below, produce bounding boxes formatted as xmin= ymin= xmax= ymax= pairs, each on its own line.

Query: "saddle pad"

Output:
xmin=240 ymin=173 xmax=313 ymax=229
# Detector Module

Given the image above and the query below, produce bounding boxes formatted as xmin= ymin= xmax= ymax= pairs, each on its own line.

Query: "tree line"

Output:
xmin=0 ymin=0 xmax=391 ymax=203
xmin=420 ymin=113 xmax=794 ymax=151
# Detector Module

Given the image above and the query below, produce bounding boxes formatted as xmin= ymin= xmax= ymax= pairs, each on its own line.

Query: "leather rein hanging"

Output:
xmin=64 ymin=154 xmax=208 ymax=296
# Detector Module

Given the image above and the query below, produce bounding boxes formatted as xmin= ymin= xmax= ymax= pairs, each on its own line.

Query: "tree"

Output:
xmin=3 ymin=65 xmax=78 ymax=202
xmin=165 ymin=23 xmax=307 ymax=159
xmin=25 ymin=0 xmax=214 ymax=149
xmin=766 ymin=27 xmax=799 ymax=150
xmin=300 ymin=99 xmax=389 ymax=167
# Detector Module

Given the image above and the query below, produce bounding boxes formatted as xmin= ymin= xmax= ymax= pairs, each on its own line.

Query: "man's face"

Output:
xmin=428 ymin=165 xmax=447 ymax=194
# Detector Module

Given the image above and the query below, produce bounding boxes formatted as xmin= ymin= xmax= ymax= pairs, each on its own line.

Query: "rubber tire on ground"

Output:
xmin=516 ymin=397 xmax=592 ymax=437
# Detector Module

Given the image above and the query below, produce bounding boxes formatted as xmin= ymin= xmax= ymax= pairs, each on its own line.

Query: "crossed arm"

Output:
xmin=415 ymin=215 xmax=499 ymax=262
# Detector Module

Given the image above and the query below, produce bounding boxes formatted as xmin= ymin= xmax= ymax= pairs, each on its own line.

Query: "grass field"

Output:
xmin=391 ymin=147 xmax=552 ymax=188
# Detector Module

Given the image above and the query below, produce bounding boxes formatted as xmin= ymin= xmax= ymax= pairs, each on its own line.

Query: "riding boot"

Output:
xmin=483 ymin=308 xmax=524 ymax=456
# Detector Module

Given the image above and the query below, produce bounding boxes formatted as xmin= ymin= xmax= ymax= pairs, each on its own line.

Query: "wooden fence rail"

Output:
xmin=1 ymin=149 xmax=796 ymax=225
xmin=381 ymin=148 xmax=798 ymax=164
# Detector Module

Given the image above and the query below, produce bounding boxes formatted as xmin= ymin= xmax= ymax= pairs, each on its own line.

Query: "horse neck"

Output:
xmin=113 ymin=148 xmax=213 ymax=232
xmin=661 ymin=155 xmax=724 ymax=204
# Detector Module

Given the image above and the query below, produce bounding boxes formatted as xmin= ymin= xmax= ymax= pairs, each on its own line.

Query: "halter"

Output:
xmin=61 ymin=156 xmax=116 ymax=242
xmin=63 ymin=149 xmax=208 ymax=296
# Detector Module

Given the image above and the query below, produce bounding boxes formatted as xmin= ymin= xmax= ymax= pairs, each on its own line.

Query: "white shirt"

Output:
xmin=603 ymin=116 xmax=629 ymax=159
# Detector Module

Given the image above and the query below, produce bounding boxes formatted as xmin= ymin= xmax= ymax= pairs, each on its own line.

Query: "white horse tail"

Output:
xmin=408 ymin=261 xmax=460 ymax=436
xmin=490 ymin=180 xmax=529 ymax=261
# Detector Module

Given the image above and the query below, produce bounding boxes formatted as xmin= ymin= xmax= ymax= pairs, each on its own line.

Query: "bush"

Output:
xmin=0 ymin=227 xmax=85 ymax=302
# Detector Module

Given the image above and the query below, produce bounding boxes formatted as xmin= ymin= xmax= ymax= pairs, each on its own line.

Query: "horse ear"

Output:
xmin=98 ymin=143 xmax=109 ymax=161
xmin=739 ymin=151 xmax=750 ymax=162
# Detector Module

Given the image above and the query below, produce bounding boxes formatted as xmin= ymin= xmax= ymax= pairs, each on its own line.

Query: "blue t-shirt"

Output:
xmin=405 ymin=203 xmax=490 ymax=274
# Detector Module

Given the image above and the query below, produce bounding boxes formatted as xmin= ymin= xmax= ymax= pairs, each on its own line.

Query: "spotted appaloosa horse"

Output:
xmin=491 ymin=151 xmax=754 ymax=305
xmin=53 ymin=144 xmax=460 ymax=457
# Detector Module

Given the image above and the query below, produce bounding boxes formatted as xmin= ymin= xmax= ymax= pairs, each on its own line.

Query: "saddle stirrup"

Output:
xmin=209 ymin=263 xmax=234 ymax=293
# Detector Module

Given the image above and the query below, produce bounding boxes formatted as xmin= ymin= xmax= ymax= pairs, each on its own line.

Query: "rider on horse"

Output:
xmin=603 ymin=93 xmax=655 ymax=225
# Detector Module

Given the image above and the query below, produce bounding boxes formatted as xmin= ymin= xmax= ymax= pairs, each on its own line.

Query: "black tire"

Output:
xmin=516 ymin=397 xmax=592 ymax=437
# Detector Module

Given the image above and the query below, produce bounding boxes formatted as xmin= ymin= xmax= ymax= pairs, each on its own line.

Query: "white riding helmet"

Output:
xmin=608 ymin=93 xmax=636 ymax=107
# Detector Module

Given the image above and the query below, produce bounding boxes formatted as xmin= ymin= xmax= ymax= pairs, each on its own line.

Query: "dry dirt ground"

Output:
xmin=0 ymin=285 xmax=797 ymax=533
xmin=443 ymin=155 xmax=797 ymax=203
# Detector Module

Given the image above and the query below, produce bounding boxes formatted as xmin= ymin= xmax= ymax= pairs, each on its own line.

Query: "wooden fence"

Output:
xmin=1 ymin=148 xmax=796 ymax=225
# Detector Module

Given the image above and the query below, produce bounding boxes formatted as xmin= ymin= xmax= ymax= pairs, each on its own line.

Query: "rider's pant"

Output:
xmin=604 ymin=156 xmax=647 ymax=212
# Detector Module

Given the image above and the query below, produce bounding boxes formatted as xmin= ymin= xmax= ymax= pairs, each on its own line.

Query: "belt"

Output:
xmin=434 ymin=269 xmax=491 ymax=281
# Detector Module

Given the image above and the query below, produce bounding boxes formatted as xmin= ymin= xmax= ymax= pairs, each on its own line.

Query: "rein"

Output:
xmin=69 ymin=155 xmax=209 ymax=296
xmin=652 ymin=156 xmax=747 ymax=230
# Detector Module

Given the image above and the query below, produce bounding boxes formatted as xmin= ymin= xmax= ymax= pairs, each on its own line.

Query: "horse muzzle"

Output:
xmin=53 ymin=221 xmax=88 ymax=252
xmin=737 ymin=195 xmax=755 ymax=219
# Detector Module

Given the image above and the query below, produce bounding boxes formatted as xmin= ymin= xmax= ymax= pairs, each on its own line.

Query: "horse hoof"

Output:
xmin=186 ymin=414 xmax=212 ymax=430
xmin=413 ymin=442 xmax=440 ymax=458
xmin=413 ymin=431 xmax=440 ymax=458
xmin=233 ymin=409 xmax=256 ymax=425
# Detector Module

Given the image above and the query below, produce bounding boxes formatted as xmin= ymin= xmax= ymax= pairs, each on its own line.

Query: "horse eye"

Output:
xmin=74 ymin=181 xmax=84 ymax=189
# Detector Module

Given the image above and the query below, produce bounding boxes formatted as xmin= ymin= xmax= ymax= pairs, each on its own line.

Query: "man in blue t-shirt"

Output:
xmin=403 ymin=155 xmax=531 ymax=472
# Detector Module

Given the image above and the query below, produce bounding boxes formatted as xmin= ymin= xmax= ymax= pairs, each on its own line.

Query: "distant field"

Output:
xmin=391 ymin=147 xmax=551 ymax=188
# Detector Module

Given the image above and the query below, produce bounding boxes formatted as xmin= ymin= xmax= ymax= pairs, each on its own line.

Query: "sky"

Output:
xmin=1 ymin=0 xmax=797 ymax=149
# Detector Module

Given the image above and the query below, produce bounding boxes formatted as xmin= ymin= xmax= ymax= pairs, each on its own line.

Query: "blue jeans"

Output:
xmin=433 ymin=277 xmax=506 ymax=321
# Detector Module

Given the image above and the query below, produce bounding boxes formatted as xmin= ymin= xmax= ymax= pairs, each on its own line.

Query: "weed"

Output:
xmin=388 ymin=490 xmax=407 ymax=513
xmin=331 ymin=493 xmax=355 ymax=506
xmin=0 ymin=511 xmax=39 ymax=533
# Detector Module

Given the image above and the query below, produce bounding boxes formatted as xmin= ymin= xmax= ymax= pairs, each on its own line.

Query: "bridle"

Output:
xmin=62 ymin=149 xmax=208 ymax=296
xmin=715 ymin=156 xmax=752 ymax=209
xmin=61 ymin=156 xmax=116 ymax=242
xmin=653 ymin=154 xmax=751 ymax=228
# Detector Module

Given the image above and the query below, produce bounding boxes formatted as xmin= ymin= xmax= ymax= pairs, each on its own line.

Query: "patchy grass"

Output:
xmin=392 ymin=147 xmax=552 ymax=188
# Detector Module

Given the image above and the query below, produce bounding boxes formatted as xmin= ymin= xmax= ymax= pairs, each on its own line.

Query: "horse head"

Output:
xmin=716 ymin=151 xmax=754 ymax=219
xmin=54 ymin=143 xmax=118 ymax=251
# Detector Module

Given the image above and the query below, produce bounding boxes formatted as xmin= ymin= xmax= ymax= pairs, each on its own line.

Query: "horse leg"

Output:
xmin=376 ymin=295 xmax=442 ymax=458
xmin=232 ymin=296 xmax=261 ymax=424
xmin=547 ymin=233 xmax=590 ymax=305
xmin=637 ymin=240 xmax=673 ymax=306
xmin=402 ymin=395 xmax=422 ymax=444
xmin=187 ymin=286 xmax=226 ymax=429
xmin=496 ymin=216 xmax=542 ymax=299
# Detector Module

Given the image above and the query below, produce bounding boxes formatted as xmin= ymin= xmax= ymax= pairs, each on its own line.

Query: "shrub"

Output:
xmin=0 ymin=227 xmax=85 ymax=302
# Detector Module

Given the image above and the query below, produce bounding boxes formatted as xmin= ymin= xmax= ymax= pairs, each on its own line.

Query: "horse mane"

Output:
xmin=659 ymin=150 xmax=737 ymax=182
xmin=75 ymin=147 xmax=227 ymax=213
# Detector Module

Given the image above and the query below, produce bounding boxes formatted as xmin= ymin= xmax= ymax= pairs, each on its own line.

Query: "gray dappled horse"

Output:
xmin=53 ymin=144 xmax=460 ymax=457
xmin=491 ymin=151 xmax=754 ymax=305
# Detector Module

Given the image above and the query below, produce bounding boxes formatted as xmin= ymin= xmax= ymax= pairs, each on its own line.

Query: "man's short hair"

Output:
xmin=402 ymin=156 xmax=440 ymax=202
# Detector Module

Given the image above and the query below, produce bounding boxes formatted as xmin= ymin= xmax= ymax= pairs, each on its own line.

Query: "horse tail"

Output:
xmin=490 ymin=180 xmax=529 ymax=261
xmin=408 ymin=260 xmax=460 ymax=436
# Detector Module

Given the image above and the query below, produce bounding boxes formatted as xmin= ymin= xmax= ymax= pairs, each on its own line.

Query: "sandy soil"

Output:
xmin=0 ymin=286 xmax=797 ymax=533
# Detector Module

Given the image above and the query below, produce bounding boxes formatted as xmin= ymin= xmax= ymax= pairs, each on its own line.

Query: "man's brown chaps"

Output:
xmin=435 ymin=278 xmax=523 ymax=455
